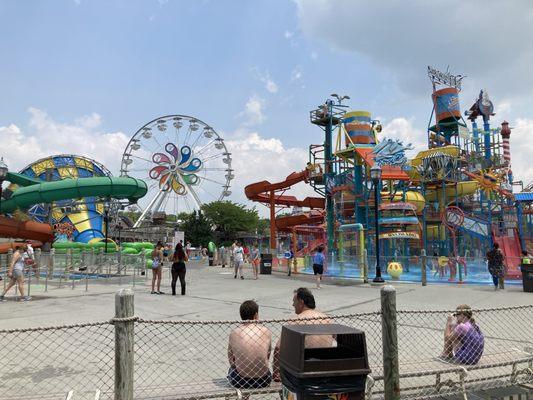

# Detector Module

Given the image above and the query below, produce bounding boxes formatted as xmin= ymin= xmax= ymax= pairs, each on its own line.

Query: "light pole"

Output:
xmin=370 ymin=165 xmax=385 ymax=283
xmin=103 ymin=200 xmax=110 ymax=254
xmin=0 ymin=157 xmax=8 ymax=214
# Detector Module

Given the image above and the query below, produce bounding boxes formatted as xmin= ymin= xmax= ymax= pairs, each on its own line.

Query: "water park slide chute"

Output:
xmin=244 ymin=170 xmax=324 ymax=209
xmin=0 ymin=216 xmax=54 ymax=243
xmin=424 ymin=181 xmax=479 ymax=203
xmin=0 ymin=174 xmax=148 ymax=215
xmin=275 ymin=210 xmax=324 ymax=231
xmin=245 ymin=170 xmax=325 ymax=251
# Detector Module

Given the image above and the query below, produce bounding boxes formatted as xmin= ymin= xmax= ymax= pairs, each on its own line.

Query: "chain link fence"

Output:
xmin=0 ymin=290 xmax=531 ymax=399
xmin=1 ymin=250 xmax=150 ymax=297
xmin=0 ymin=322 xmax=115 ymax=400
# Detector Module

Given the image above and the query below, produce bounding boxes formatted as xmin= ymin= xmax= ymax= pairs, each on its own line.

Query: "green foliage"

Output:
xmin=201 ymin=201 xmax=259 ymax=241
xmin=257 ymin=218 xmax=270 ymax=235
xmin=177 ymin=210 xmax=213 ymax=247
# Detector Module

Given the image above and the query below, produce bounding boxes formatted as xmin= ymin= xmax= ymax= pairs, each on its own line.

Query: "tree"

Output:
xmin=201 ymin=201 xmax=259 ymax=241
xmin=257 ymin=218 xmax=270 ymax=236
xmin=177 ymin=210 xmax=213 ymax=247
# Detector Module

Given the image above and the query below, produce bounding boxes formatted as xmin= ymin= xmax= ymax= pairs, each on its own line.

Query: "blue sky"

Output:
xmin=2 ymin=0 xmax=533 ymax=212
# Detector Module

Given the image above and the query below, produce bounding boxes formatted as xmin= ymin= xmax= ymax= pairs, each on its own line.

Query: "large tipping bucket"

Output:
xmin=432 ymin=87 xmax=461 ymax=123
xmin=343 ymin=111 xmax=375 ymax=146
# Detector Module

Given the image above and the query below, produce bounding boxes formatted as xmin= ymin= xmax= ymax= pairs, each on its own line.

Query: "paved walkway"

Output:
xmin=1 ymin=260 xmax=530 ymax=329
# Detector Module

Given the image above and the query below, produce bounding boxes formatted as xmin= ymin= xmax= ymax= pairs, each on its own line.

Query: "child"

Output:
xmin=312 ymin=246 xmax=325 ymax=289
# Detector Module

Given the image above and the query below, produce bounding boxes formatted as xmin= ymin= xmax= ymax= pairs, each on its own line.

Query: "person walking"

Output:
xmin=312 ymin=246 xmax=325 ymax=289
xmin=250 ymin=243 xmax=260 ymax=280
xmin=486 ymin=243 xmax=505 ymax=290
xmin=171 ymin=243 xmax=188 ymax=296
xmin=151 ymin=243 xmax=164 ymax=294
xmin=234 ymin=241 xmax=245 ymax=280
xmin=1 ymin=244 xmax=31 ymax=301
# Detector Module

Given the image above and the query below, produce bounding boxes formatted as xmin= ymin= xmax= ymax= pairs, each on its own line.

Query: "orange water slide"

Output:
xmin=244 ymin=170 xmax=325 ymax=209
xmin=0 ymin=216 xmax=54 ymax=253
xmin=245 ymin=170 xmax=325 ymax=250
xmin=275 ymin=209 xmax=325 ymax=231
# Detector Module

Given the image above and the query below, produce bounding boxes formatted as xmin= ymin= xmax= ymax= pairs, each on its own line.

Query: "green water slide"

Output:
xmin=0 ymin=172 xmax=148 ymax=213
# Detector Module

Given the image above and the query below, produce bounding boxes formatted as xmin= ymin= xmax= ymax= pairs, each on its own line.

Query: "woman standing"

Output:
xmin=171 ymin=243 xmax=188 ymax=295
xmin=1 ymin=244 xmax=31 ymax=301
xmin=250 ymin=243 xmax=260 ymax=280
xmin=151 ymin=243 xmax=164 ymax=294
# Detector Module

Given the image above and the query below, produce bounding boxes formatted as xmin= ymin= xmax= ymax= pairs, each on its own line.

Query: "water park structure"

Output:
xmin=246 ymin=66 xmax=533 ymax=284
xmin=0 ymin=114 xmax=232 ymax=265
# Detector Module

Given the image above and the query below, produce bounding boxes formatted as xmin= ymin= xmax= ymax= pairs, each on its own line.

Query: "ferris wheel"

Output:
xmin=120 ymin=115 xmax=233 ymax=227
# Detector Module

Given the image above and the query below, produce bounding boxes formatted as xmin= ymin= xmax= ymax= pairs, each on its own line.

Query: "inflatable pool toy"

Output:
xmin=387 ymin=261 xmax=403 ymax=280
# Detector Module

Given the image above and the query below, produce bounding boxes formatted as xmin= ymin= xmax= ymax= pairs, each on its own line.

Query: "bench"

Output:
xmin=134 ymin=380 xmax=283 ymax=400
xmin=367 ymin=348 xmax=533 ymax=399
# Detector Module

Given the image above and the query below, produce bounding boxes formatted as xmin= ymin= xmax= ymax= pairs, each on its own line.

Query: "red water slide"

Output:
xmin=244 ymin=170 xmax=325 ymax=250
xmin=0 ymin=216 xmax=54 ymax=253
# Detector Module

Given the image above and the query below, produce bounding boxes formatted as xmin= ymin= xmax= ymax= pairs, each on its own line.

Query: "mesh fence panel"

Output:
xmin=133 ymin=313 xmax=383 ymax=399
xmin=394 ymin=305 xmax=533 ymax=399
xmin=0 ymin=323 xmax=115 ymax=400
xmin=0 ymin=302 xmax=531 ymax=399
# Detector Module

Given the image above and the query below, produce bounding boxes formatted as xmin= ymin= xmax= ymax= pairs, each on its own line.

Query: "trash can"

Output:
xmin=520 ymin=264 xmax=533 ymax=292
xmin=260 ymin=253 xmax=272 ymax=274
xmin=279 ymin=324 xmax=370 ymax=399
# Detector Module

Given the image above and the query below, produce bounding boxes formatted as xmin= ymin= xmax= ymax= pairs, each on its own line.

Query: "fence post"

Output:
xmin=421 ymin=249 xmax=427 ymax=287
xmin=141 ymin=252 xmax=147 ymax=281
xmin=7 ymin=249 xmax=17 ymax=295
xmin=381 ymin=285 xmax=400 ymax=400
xmin=362 ymin=249 xmax=368 ymax=283
xmin=46 ymin=248 xmax=54 ymax=292
xmin=2 ymin=254 xmax=6 ymax=292
xmin=114 ymin=288 xmax=134 ymax=400
xmin=35 ymin=248 xmax=42 ymax=282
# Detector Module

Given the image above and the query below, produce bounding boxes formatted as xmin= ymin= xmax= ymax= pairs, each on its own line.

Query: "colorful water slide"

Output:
xmin=0 ymin=174 xmax=148 ymax=214
xmin=275 ymin=210 xmax=324 ymax=231
xmin=0 ymin=174 xmax=147 ymax=251
xmin=244 ymin=170 xmax=325 ymax=209
xmin=492 ymin=227 xmax=522 ymax=279
xmin=425 ymin=181 xmax=479 ymax=203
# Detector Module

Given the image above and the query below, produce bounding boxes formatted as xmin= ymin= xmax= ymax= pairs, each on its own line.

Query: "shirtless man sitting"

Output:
xmin=227 ymin=300 xmax=272 ymax=390
xmin=273 ymin=287 xmax=332 ymax=381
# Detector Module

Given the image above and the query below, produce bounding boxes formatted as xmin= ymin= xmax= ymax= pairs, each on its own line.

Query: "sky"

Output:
xmin=1 ymin=0 xmax=533 ymax=216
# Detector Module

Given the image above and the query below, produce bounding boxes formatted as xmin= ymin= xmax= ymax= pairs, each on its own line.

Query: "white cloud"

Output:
xmin=295 ymin=0 xmax=533 ymax=96
xmin=284 ymin=30 xmax=294 ymax=39
xmin=251 ymin=67 xmax=279 ymax=94
xmin=380 ymin=117 xmax=426 ymax=158
xmin=0 ymin=108 xmax=129 ymax=176
xmin=225 ymin=131 xmax=317 ymax=215
xmin=290 ymin=66 xmax=303 ymax=82
xmin=508 ymin=118 xmax=533 ymax=186
xmin=237 ymin=95 xmax=266 ymax=126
